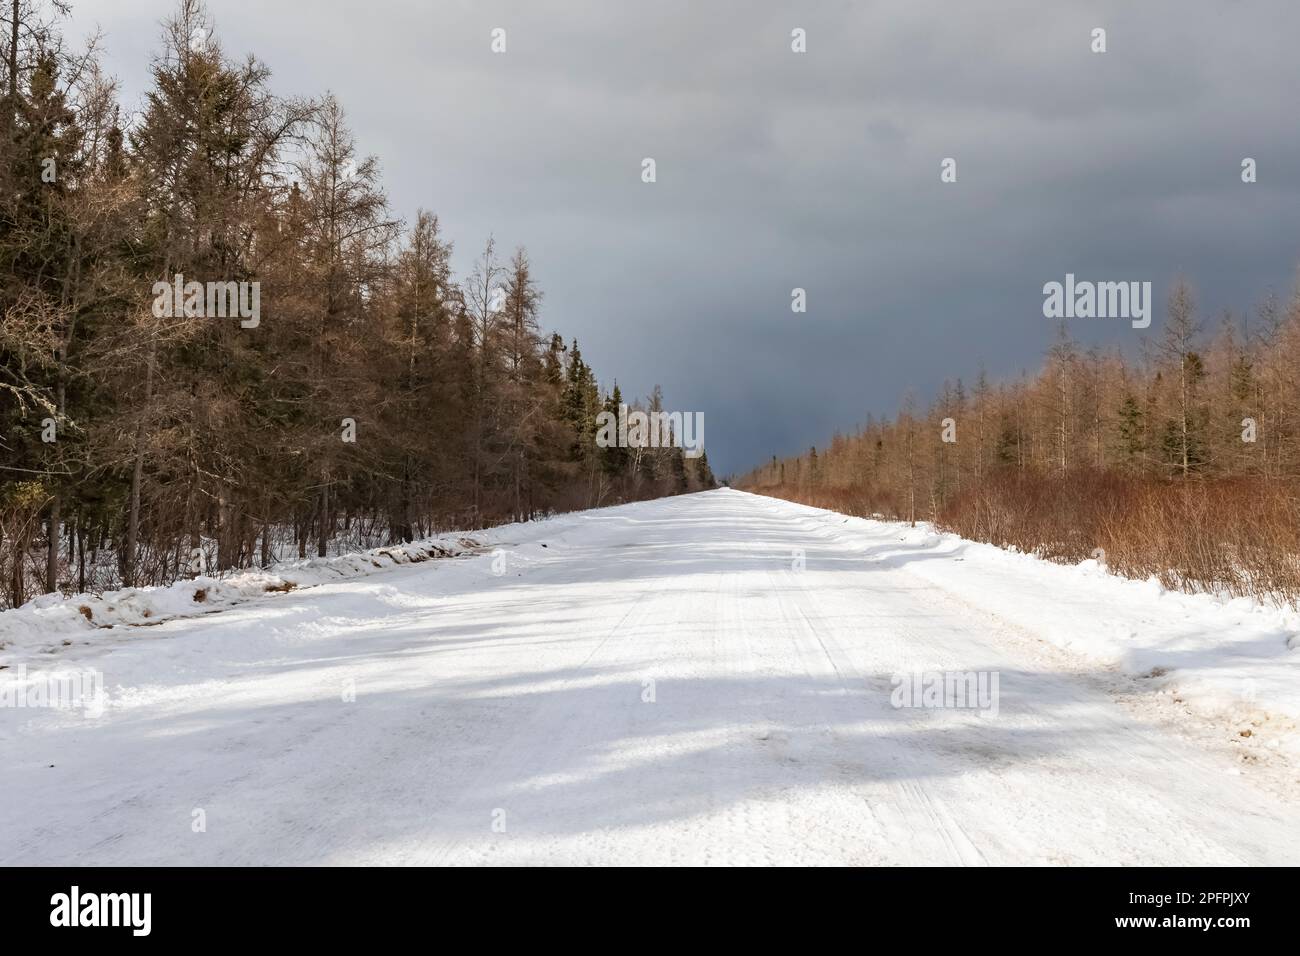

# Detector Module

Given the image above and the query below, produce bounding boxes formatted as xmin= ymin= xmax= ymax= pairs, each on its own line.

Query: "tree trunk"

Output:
xmin=317 ymin=476 xmax=330 ymax=558
xmin=5 ymin=0 xmax=17 ymax=133
xmin=77 ymin=521 xmax=86 ymax=594
xmin=124 ymin=341 xmax=156 ymax=586
xmin=45 ymin=497 xmax=60 ymax=593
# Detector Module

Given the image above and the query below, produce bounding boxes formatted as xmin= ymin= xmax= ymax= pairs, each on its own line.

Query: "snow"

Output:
xmin=2 ymin=488 xmax=1298 ymax=865
xmin=0 ymin=533 xmax=491 ymax=661
xmin=774 ymin=498 xmax=1300 ymax=759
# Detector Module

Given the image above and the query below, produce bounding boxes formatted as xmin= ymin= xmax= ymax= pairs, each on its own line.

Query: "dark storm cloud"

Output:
xmin=74 ymin=0 xmax=1300 ymax=473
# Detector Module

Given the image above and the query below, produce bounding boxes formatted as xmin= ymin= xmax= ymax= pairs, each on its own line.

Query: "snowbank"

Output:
xmin=0 ymin=533 xmax=490 ymax=663
xmin=768 ymin=495 xmax=1300 ymax=756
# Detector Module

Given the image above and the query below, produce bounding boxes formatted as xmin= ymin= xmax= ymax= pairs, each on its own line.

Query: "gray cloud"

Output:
xmin=72 ymin=0 xmax=1300 ymax=473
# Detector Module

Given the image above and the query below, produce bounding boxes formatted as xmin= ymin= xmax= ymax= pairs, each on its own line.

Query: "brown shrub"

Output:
xmin=938 ymin=470 xmax=1300 ymax=604
xmin=752 ymin=470 xmax=1300 ymax=605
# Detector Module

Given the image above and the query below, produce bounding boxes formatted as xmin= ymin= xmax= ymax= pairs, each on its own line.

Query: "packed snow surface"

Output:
xmin=2 ymin=489 xmax=1298 ymax=865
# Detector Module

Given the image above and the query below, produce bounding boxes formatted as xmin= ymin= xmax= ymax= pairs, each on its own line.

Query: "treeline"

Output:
xmin=0 ymin=0 xmax=713 ymax=608
xmin=740 ymin=277 xmax=1300 ymax=604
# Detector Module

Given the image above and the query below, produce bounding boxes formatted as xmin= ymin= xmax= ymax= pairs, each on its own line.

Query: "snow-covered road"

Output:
xmin=3 ymin=489 xmax=1298 ymax=865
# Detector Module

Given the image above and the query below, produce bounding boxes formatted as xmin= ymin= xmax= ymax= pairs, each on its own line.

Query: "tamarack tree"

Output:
xmin=0 ymin=0 xmax=712 ymax=608
xmin=740 ymin=278 xmax=1300 ymax=604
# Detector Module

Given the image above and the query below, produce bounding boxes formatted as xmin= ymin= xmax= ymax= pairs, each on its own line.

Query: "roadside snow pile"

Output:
xmin=0 ymin=533 xmax=488 ymax=663
xmin=776 ymin=496 xmax=1300 ymax=756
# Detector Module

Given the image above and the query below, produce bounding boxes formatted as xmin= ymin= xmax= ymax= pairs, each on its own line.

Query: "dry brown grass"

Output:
xmin=936 ymin=471 xmax=1300 ymax=603
xmin=749 ymin=471 xmax=1300 ymax=605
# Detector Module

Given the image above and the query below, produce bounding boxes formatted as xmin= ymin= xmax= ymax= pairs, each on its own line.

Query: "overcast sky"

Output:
xmin=70 ymin=0 xmax=1300 ymax=474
